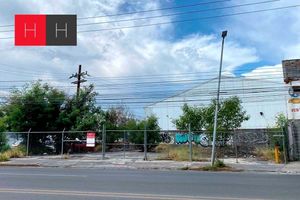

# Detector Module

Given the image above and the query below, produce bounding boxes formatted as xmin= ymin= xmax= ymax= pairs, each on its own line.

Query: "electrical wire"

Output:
xmin=0 ymin=3 xmax=299 ymax=38
xmin=0 ymin=0 xmax=231 ymax=28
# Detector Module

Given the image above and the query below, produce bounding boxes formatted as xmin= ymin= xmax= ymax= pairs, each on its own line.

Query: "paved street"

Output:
xmin=0 ymin=167 xmax=299 ymax=200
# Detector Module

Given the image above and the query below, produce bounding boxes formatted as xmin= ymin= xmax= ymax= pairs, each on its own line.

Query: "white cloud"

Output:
xmin=224 ymin=0 xmax=300 ymax=62
xmin=0 ymin=0 xmax=259 ymax=79
xmin=242 ymin=64 xmax=283 ymax=82
xmin=0 ymin=0 xmax=262 ymax=114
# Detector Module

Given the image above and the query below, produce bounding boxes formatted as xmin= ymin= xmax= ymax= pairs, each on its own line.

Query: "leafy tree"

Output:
xmin=271 ymin=113 xmax=288 ymax=148
xmin=275 ymin=113 xmax=288 ymax=129
xmin=128 ymin=115 xmax=161 ymax=151
xmin=174 ymin=96 xmax=249 ymax=144
xmin=0 ymin=82 xmax=107 ymax=154
xmin=59 ymin=84 xmax=105 ymax=134
xmin=0 ymin=117 xmax=9 ymax=152
xmin=56 ymin=84 xmax=106 ymax=153
xmin=204 ymin=97 xmax=249 ymax=143
xmin=104 ymin=106 xmax=134 ymax=143
xmin=0 ymin=82 xmax=66 ymax=154
xmin=173 ymin=103 xmax=205 ymax=131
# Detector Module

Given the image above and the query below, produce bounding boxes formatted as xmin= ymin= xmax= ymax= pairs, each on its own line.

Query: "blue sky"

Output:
xmin=0 ymin=0 xmax=299 ymax=117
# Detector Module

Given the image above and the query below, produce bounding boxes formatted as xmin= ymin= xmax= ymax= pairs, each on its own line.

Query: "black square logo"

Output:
xmin=46 ymin=15 xmax=77 ymax=46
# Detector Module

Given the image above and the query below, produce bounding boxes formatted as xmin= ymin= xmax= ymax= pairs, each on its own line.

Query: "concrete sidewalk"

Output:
xmin=0 ymin=152 xmax=299 ymax=174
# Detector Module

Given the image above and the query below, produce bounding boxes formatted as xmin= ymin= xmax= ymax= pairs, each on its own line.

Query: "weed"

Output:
xmin=0 ymin=153 xmax=10 ymax=162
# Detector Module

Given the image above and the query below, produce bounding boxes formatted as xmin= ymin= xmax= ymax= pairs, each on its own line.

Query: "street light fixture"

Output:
xmin=211 ymin=30 xmax=228 ymax=166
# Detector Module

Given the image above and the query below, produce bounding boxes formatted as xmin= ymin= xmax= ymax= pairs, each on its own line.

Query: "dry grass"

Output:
xmin=0 ymin=153 xmax=10 ymax=162
xmin=155 ymin=144 xmax=210 ymax=162
xmin=201 ymin=160 xmax=226 ymax=171
xmin=94 ymin=144 xmax=102 ymax=152
xmin=0 ymin=146 xmax=26 ymax=162
xmin=5 ymin=146 xmax=26 ymax=158
xmin=254 ymin=147 xmax=275 ymax=161
xmin=62 ymin=154 xmax=70 ymax=159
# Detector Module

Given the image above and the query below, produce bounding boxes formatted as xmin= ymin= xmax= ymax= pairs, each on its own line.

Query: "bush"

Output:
xmin=214 ymin=159 xmax=226 ymax=168
xmin=155 ymin=144 xmax=170 ymax=153
xmin=255 ymin=147 xmax=274 ymax=161
xmin=155 ymin=144 xmax=209 ymax=161
xmin=0 ymin=144 xmax=10 ymax=153
xmin=0 ymin=153 xmax=9 ymax=162
xmin=5 ymin=146 xmax=26 ymax=158
xmin=94 ymin=144 xmax=102 ymax=152
xmin=0 ymin=132 xmax=9 ymax=153
xmin=202 ymin=159 xmax=226 ymax=171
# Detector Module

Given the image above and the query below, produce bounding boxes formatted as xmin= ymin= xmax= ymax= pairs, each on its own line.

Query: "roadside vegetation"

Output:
xmin=201 ymin=160 xmax=228 ymax=171
xmin=255 ymin=147 xmax=275 ymax=161
xmin=0 ymin=146 xmax=25 ymax=162
xmin=155 ymin=144 xmax=210 ymax=161
xmin=254 ymin=113 xmax=288 ymax=163
xmin=0 ymin=81 xmax=160 ymax=155
xmin=156 ymin=97 xmax=249 ymax=162
xmin=174 ymin=97 xmax=249 ymax=142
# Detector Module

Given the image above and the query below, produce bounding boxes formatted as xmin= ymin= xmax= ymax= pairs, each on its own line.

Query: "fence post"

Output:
xmin=189 ymin=124 xmax=192 ymax=162
xmin=26 ymin=128 xmax=31 ymax=156
xmin=234 ymin=130 xmax=239 ymax=163
xmin=123 ymin=130 xmax=126 ymax=159
xmin=102 ymin=124 xmax=106 ymax=160
xmin=282 ymin=127 xmax=287 ymax=164
xmin=144 ymin=124 xmax=148 ymax=161
xmin=61 ymin=128 xmax=65 ymax=157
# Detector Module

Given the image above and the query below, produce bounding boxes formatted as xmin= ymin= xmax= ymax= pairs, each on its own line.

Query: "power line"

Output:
xmin=0 ymin=3 xmax=299 ymax=39
xmin=78 ymin=4 xmax=300 ymax=33
xmin=78 ymin=0 xmax=232 ymax=19
xmin=0 ymin=61 xmax=283 ymax=81
xmin=78 ymin=0 xmax=279 ymax=26
xmin=0 ymin=0 xmax=230 ymax=28
xmin=0 ymin=0 xmax=280 ymax=33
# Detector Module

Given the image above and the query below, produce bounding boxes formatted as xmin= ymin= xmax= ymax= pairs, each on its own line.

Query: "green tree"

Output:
xmin=59 ymin=84 xmax=105 ymax=134
xmin=104 ymin=106 xmax=134 ymax=143
xmin=174 ymin=103 xmax=205 ymax=131
xmin=0 ymin=117 xmax=9 ymax=152
xmin=128 ymin=115 xmax=161 ymax=151
xmin=0 ymin=82 xmax=66 ymax=154
xmin=57 ymin=84 xmax=106 ymax=153
xmin=204 ymin=96 xmax=249 ymax=142
xmin=275 ymin=113 xmax=288 ymax=129
xmin=0 ymin=82 xmax=106 ymax=154
xmin=174 ymin=96 xmax=249 ymax=144
xmin=271 ymin=113 xmax=288 ymax=148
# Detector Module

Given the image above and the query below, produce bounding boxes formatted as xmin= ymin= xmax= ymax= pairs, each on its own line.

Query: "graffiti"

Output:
xmin=174 ymin=133 xmax=209 ymax=147
xmin=160 ymin=132 xmax=173 ymax=144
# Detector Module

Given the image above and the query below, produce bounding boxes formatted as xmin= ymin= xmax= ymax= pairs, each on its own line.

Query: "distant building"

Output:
xmin=145 ymin=76 xmax=288 ymax=130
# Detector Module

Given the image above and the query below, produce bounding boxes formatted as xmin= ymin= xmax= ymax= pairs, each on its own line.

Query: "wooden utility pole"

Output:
xmin=70 ymin=65 xmax=88 ymax=99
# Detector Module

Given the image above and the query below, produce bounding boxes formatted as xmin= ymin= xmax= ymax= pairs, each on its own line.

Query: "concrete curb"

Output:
xmin=1 ymin=158 xmax=300 ymax=175
xmin=0 ymin=163 xmax=40 ymax=167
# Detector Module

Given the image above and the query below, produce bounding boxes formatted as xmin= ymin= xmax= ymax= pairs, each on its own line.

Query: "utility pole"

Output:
xmin=211 ymin=30 xmax=228 ymax=166
xmin=69 ymin=65 xmax=88 ymax=99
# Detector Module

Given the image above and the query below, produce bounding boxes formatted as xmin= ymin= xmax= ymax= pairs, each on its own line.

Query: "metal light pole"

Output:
xmin=211 ymin=30 xmax=227 ymax=166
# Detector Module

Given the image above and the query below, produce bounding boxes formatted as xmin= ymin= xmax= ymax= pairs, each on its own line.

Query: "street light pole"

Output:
xmin=211 ymin=30 xmax=228 ymax=166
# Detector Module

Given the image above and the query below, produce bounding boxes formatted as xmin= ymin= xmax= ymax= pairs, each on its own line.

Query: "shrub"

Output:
xmin=5 ymin=146 xmax=26 ymax=158
xmin=0 ymin=153 xmax=9 ymax=162
xmin=155 ymin=144 xmax=209 ymax=161
xmin=255 ymin=147 xmax=274 ymax=161
xmin=62 ymin=154 xmax=70 ymax=159
xmin=94 ymin=144 xmax=102 ymax=152
xmin=202 ymin=160 xmax=226 ymax=171
xmin=214 ymin=159 xmax=226 ymax=168
xmin=155 ymin=144 xmax=169 ymax=153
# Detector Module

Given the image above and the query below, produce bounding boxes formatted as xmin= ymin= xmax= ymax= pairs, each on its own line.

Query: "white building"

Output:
xmin=145 ymin=76 xmax=289 ymax=130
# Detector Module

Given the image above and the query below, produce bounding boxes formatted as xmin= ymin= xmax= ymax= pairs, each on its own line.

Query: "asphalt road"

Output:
xmin=0 ymin=167 xmax=299 ymax=200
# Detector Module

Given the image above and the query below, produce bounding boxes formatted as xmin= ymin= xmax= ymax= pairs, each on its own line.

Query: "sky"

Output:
xmin=0 ymin=0 xmax=299 ymax=117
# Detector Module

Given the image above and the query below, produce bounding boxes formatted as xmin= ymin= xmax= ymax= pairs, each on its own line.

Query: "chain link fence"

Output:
xmin=4 ymin=127 xmax=288 ymax=162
